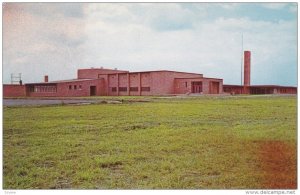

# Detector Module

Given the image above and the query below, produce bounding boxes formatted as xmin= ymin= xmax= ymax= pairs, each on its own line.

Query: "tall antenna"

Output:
xmin=240 ymin=33 xmax=244 ymax=87
xmin=11 ymin=73 xmax=22 ymax=84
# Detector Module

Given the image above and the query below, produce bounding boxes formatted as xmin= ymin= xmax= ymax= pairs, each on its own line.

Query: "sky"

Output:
xmin=3 ymin=3 xmax=298 ymax=86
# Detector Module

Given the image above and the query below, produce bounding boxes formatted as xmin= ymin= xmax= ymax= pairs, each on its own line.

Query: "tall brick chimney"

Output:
xmin=44 ymin=75 xmax=48 ymax=83
xmin=244 ymin=51 xmax=251 ymax=86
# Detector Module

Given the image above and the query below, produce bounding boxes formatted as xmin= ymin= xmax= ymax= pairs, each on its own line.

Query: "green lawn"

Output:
xmin=3 ymin=95 xmax=297 ymax=189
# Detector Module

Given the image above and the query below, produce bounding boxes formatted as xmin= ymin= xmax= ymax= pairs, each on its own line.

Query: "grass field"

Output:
xmin=3 ymin=95 xmax=297 ymax=189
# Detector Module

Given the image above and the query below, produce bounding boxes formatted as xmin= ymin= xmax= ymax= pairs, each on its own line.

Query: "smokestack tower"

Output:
xmin=44 ymin=75 xmax=49 ymax=83
xmin=244 ymin=51 xmax=251 ymax=86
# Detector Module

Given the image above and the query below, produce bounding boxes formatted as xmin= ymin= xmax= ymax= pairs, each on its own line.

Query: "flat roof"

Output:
xmin=175 ymin=77 xmax=222 ymax=80
xmin=107 ymin=70 xmax=203 ymax=76
xmin=203 ymin=77 xmax=223 ymax=80
xmin=78 ymin=68 xmax=129 ymax=72
xmin=26 ymin=78 xmax=102 ymax=85
xmin=77 ymin=68 xmax=203 ymax=76
xmin=174 ymin=77 xmax=203 ymax=79
xmin=223 ymin=84 xmax=243 ymax=87
xmin=250 ymin=85 xmax=297 ymax=88
xmin=223 ymin=84 xmax=297 ymax=88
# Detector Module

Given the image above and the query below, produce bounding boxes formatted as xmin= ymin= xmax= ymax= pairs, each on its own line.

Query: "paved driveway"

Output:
xmin=3 ymin=99 xmax=98 ymax=106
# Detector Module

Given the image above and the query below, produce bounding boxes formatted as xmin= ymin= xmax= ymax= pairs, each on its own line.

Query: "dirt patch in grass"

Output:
xmin=100 ymin=161 xmax=123 ymax=170
xmin=259 ymin=141 xmax=296 ymax=189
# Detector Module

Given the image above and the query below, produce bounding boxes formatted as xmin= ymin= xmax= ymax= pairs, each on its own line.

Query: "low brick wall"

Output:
xmin=3 ymin=84 xmax=26 ymax=97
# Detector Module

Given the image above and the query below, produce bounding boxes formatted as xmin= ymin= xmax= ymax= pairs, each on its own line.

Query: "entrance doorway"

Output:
xmin=192 ymin=82 xmax=203 ymax=93
xmin=210 ymin=82 xmax=219 ymax=94
xmin=90 ymin=86 xmax=96 ymax=96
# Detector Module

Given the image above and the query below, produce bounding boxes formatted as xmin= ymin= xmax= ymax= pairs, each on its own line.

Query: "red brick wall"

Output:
xmin=277 ymin=87 xmax=297 ymax=94
xmin=119 ymin=74 xmax=128 ymax=87
xmin=129 ymin=73 xmax=140 ymax=96
xmin=97 ymin=74 xmax=109 ymax=96
xmin=78 ymin=69 xmax=128 ymax=79
xmin=223 ymin=85 xmax=243 ymax=94
xmin=97 ymin=70 xmax=222 ymax=96
xmin=150 ymin=71 xmax=204 ymax=95
xmin=27 ymin=79 xmax=104 ymax=97
xmin=77 ymin=69 xmax=124 ymax=96
xmin=108 ymin=74 xmax=118 ymax=87
xmin=141 ymin=73 xmax=151 ymax=86
xmin=174 ymin=78 xmax=223 ymax=94
xmin=107 ymin=74 xmax=118 ymax=96
xmin=3 ymin=85 xmax=26 ymax=97
xmin=175 ymin=78 xmax=199 ymax=94
xmin=80 ymin=70 xmax=206 ymax=96
xmin=248 ymin=86 xmax=297 ymax=95
xmin=129 ymin=73 xmax=139 ymax=86
xmin=105 ymin=71 xmax=212 ymax=96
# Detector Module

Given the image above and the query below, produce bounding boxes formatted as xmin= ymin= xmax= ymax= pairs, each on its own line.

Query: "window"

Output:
xmin=130 ymin=87 xmax=138 ymax=91
xmin=79 ymin=85 xmax=82 ymax=90
xmin=119 ymin=87 xmax=127 ymax=92
xmin=69 ymin=85 xmax=72 ymax=90
xmin=29 ymin=86 xmax=34 ymax=92
xmin=141 ymin=87 xmax=150 ymax=92
xmin=74 ymin=85 xmax=77 ymax=90
xmin=33 ymin=85 xmax=57 ymax=93
xmin=111 ymin=87 xmax=117 ymax=92
xmin=280 ymin=88 xmax=287 ymax=93
xmin=47 ymin=86 xmax=57 ymax=93
xmin=185 ymin=82 xmax=188 ymax=88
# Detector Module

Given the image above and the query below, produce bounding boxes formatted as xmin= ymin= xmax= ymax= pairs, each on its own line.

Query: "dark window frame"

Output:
xmin=32 ymin=85 xmax=57 ymax=93
xmin=119 ymin=87 xmax=127 ymax=92
xmin=130 ymin=87 xmax=138 ymax=92
xmin=141 ymin=87 xmax=150 ymax=92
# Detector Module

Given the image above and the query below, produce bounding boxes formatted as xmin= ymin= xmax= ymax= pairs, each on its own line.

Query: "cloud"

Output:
xmin=3 ymin=3 xmax=297 ymax=86
xmin=216 ymin=3 xmax=239 ymax=10
xmin=81 ymin=8 xmax=296 ymax=85
xmin=260 ymin=3 xmax=287 ymax=10
xmin=289 ymin=4 xmax=297 ymax=13
xmin=140 ymin=4 xmax=196 ymax=31
xmin=19 ymin=3 xmax=85 ymax=18
xmin=3 ymin=3 xmax=86 ymax=82
xmin=84 ymin=3 xmax=198 ymax=31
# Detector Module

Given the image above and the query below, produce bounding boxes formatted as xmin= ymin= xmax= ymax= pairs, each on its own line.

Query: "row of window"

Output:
xmin=111 ymin=87 xmax=150 ymax=92
xmin=69 ymin=85 xmax=82 ymax=90
xmin=280 ymin=89 xmax=289 ymax=93
xmin=29 ymin=85 xmax=150 ymax=93
xmin=102 ymin=74 xmax=149 ymax=79
xmin=29 ymin=86 xmax=57 ymax=93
